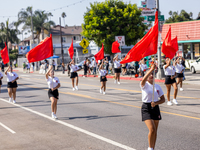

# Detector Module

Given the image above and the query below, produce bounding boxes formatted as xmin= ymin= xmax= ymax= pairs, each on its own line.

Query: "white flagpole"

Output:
xmin=152 ymin=54 xmax=156 ymax=104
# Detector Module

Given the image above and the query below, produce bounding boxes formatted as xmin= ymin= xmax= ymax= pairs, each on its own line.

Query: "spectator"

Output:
xmin=32 ymin=62 xmax=35 ymax=72
xmin=13 ymin=60 xmax=17 ymax=68
xmin=91 ymin=59 xmax=97 ymax=75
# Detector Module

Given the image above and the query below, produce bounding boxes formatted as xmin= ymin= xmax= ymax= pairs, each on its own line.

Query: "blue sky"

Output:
xmin=0 ymin=0 xmax=199 ymax=40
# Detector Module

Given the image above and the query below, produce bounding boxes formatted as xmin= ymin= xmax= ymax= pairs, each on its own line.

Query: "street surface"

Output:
xmin=0 ymin=71 xmax=200 ymax=150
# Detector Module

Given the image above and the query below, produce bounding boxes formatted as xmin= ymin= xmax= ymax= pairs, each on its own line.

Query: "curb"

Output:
xmin=78 ymin=74 xmax=165 ymax=83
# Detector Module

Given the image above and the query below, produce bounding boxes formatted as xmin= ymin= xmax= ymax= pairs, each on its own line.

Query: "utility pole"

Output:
xmin=59 ymin=17 xmax=65 ymax=73
xmin=156 ymin=0 xmax=164 ymax=79
xmin=30 ymin=7 xmax=35 ymax=46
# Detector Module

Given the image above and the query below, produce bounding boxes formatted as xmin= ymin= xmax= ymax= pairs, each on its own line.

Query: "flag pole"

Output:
xmin=152 ymin=54 xmax=156 ymax=104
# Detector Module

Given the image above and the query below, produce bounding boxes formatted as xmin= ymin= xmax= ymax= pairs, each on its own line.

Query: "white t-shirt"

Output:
xmin=175 ymin=64 xmax=184 ymax=73
xmin=46 ymin=76 xmax=60 ymax=89
xmin=27 ymin=63 xmax=30 ymax=69
xmin=114 ymin=60 xmax=121 ymax=68
xmin=163 ymin=65 xmax=175 ymax=76
xmin=140 ymin=81 xmax=164 ymax=103
xmin=70 ymin=64 xmax=79 ymax=72
xmin=99 ymin=69 xmax=107 ymax=76
xmin=0 ymin=72 xmax=3 ymax=78
xmin=92 ymin=61 xmax=96 ymax=67
xmin=140 ymin=64 xmax=148 ymax=71
xmin=5 ymin=72 xmax=19 ymax=82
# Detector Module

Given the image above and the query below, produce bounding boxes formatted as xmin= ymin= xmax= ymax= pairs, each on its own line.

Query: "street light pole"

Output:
xmin=156 ymin=0 xmax=164 ymax=79
xmin=59 ymin=17 xmax=65 ymax=73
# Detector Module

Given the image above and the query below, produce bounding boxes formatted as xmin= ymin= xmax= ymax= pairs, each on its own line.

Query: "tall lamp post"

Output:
xmin=156 ymin=0 xmax=164 ymax=79
xmin=59 ymin=17 xmax=65 ymax=73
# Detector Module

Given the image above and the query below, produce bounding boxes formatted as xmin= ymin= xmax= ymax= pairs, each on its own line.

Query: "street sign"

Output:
xmin=146 ymin=0 xmax=156 ymax=9
xmin=79 ymin=38 xmax=89 ymax=49
xmin=147 ymin=15 xmax=165 ymax=21
xmin=82 ymin=49 xmax=88 ymax=54
xmin=115 ymin=36 xmax=125 ymax=46
xmin=141 ymin=10 xmax=155 ymax=16
xmin=141 ymin=1 xmax=146 ymax=7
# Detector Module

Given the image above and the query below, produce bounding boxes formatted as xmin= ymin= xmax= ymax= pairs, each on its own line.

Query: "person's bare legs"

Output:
xmin=75 ymin=77 xmax=78 ymax=86
xmin=7 ymin=88 xmax=13 ymax=98
xmin=71 ymin=78 xmax=74 ymax=88
xmin=172 ymin=82 xmax=178 ymax=99
xmin=165 ymin=84 xmax=171 ymax=102
xmin=12 ymin=88 xmax=17 ymax=101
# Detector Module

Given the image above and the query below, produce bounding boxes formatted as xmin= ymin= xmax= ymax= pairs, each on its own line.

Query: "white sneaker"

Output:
xmin=148 ymin=147 xmax=154 ymax=150
xmin=117 ymin=82 xmax=120 ymax=85
xmin=167 ymin=101 xmax=173 ymax=106
xmin=100 ymin=88 xmax=103 ymax=94
xmin=9 ymin=98 xmax=12 ymax=102
xmin=103 ymin=92 xmax=106 ymax=95
xmin=51 ymin=112 xmax=55 ymax=119
xmin=75 ymin=86 xmax=78 ymax=90
xmin=72 ymin=88 xmax=75 ymax=91
xmin=53 ymin=114 xmax=58 ymax=119
xmin=173 ymin=99 xmax=178 ymax=105
xmin=114 ymin=80 xmax=117 ymax=84
xmin=180 ymin=88 xmax=184 ymax=91
xmin=13 ymin=100 xmax=16 ymax=104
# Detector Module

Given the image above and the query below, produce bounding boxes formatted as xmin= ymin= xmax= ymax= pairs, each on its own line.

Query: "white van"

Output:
xmin=190 ymin=57 xmax=200 ymax=73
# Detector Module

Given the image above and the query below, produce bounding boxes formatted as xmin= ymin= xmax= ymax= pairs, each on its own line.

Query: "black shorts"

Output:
xmin=165 ymin=76 xmax=176 ymax=84
xmin=100 ymin=76 xmax=107 ymax=82
xmin=70 ymin=72 xmax=78 ymax=78
xmin=141 ymin=103 xmax=162 ymax=121
xmin=48 ymin=89 xmax=59 ymax=99
xmin=176 ymin=73 xmax=183 ymax=78
xmin=122 ymin=66 xmax=126 ymax=69
xmin=7 ymin=81 xmax=18 ymax=88
xmin=0 ymin=80 xmax=2 ymax=85
xmin=114 ymin=68 xmax=121 ymax=73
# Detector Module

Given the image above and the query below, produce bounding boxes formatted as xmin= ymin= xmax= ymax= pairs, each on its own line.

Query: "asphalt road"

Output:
xmin=0 ymin=72 xmax=200 ymax=150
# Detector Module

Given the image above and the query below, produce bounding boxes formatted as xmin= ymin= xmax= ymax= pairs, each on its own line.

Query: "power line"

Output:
xmin=0 ymin=16 xmax=17 ymax=18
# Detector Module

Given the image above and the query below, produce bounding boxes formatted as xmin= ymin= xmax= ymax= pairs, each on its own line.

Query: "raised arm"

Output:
xmin=141 ymin=64 xmax=156 ymax=87
xmin=113 ymin=54 xmax=118 ymax=61
xmin=45 ymin=65 xmax=53 ymax=79
xmin=5 ymin=66 xmax=10 ymax=75
xmin=164 ymin=58 xmax=171 ymax=69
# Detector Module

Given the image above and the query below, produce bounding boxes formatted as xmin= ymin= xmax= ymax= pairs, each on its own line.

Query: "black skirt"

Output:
xmin=48 ymin=89 xmax=59 ymax=99
xmin=100 ymin=76 xmax=107 ymax=82
xmin=165 ymin=76 xmax=176 ymax=84
xmin=176 ymin=73 xmax=184 ymax=78
xmin=70 ymin=72 xmax=78 ymax=78
xmin=141 ymin=103 xmax=162 ymax=121
xmin=114 ymin=68 xmax=121 ymax=73
xmin=7 ymin=81 xmax=18 ymax=88
xmin=0 ymin=80 xmax=2 ymax=85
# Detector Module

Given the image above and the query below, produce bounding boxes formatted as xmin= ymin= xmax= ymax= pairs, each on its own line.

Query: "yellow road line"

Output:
xmin=20 ymin=77 xmax=200 ymax=100
xmin=18 ymin=83 xmax=200 ymax=121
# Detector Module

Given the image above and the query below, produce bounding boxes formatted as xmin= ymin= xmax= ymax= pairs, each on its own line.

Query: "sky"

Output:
xmin=0 ymin=0 xmax=199 ymax=40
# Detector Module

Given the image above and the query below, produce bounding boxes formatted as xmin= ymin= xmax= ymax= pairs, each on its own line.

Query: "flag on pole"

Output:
xmin=112 ymin=41 xmax=120 ymax=53
xmin=94 ymin=43 xmax=104 ymax=62
xmin=120 ymin=11 xmax=158 ymax=64
xmin=0 ymin=42 xmax=9 ymax=64
xmin=26 ymin=34 xmax=53 ymax=63
xmin=68 ymin=38 xmax=74 ymax=59
xmin=162 ymin=27 xmax=178 ymax=59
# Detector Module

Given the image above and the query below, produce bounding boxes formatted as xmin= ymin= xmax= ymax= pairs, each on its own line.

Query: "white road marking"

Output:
xmin=0 ymin=122 xmax=16 ymax=134
xmin=0 ymin=98 xmax=136 ymax=150
xmin=186 ymin=88 xmax=200 ymax=91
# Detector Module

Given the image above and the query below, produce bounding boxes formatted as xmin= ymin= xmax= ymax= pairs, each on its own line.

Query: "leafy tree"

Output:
xmin=18 ymin=7 xmax=55 ymax=42
xmin=62 ymin=12 xmax=67 ymax=27
xmin=82 ymin=0 xmax=147 ymax=55
xmin=165 ymin=10 xmax=193 ymax=23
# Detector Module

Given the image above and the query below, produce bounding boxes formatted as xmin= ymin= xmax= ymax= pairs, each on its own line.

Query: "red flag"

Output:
xmin=120 ymin=11 xmax=158 ymax=64
xmin=94 ymin=43 xmax=104 ymax=62
xmin=0 ymin=42 xmax=9 ymax=64
xmin=112 ymin=41 xmax=120 ymax=53
xmin=68 ymin=39 xmax=74 ymax=59
xmin=26 ymin=34 xmax=53 ymax=63
xmin=162 ymin=27 xmax=178 ymax=59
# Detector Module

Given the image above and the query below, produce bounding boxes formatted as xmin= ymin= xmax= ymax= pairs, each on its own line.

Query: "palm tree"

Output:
xmin=17 ymin=7 xmax=55 ymax=43
xmin=61 ymin=12 xmax=67 ymax=27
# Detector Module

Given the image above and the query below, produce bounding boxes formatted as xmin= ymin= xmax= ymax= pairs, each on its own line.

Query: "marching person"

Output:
xmin=70 ymin=59 xmax=80 ymax=91
xmin=140 ymin=63 xmax=165 ymax=150
xmin=0 ymin=71 xmax=3 ymax=93
xmin=45 ymin=65 xmax=60 ymax=119
xmin=105 ymin=57 xmax=109 ymax=74
xmin=163 ymin=58 xmax=178 ymax=105
xmin=175 ymin=57 xmax=185 ymax=91
xmin=5 ymin=66 xmax=19 ymax=103
xmin=99 ymin=59 xmax=107 ymax=95
xmin=113 ymin=54 xmax=121 ymax=84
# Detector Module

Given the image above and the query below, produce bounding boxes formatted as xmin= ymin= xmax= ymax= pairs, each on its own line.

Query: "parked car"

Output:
xmin=190 ymin=57 xmax=200 ymax=73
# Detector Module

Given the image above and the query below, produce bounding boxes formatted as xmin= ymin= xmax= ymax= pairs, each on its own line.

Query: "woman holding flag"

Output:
xmin=163 ymin=58 xmax=178 ymax=105
xmin=70 ymin=59 xmax=80 ymax=91
xmin=99 ymin=59 xmax=107 ymax=95
xmin=5 ymin=66 xmax=19 ymax=103
xmin=113 ymin=54 xmax=121 ymax=84
xmin=175 ymin=57 xmax=185 ymax=91
xmin=140 ymin=63 xmax=165 ymax=150
xmin=45 ymin=65 xmax=60 ymax=119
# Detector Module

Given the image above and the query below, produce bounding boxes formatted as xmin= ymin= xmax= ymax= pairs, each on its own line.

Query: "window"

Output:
xmin=73 ymin=36 xmax=76 ymax=40
xmin=62 ymin=37 xmax=66 ymax=43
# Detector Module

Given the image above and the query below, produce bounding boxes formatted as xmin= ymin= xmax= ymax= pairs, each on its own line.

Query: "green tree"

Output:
xmin=18 ymin=7 xmax=55 ymax=42
xmin=82 ymin=0 xmax=147 ymax=55
xmin=165 ymin=10 xmax=193 ymax=23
